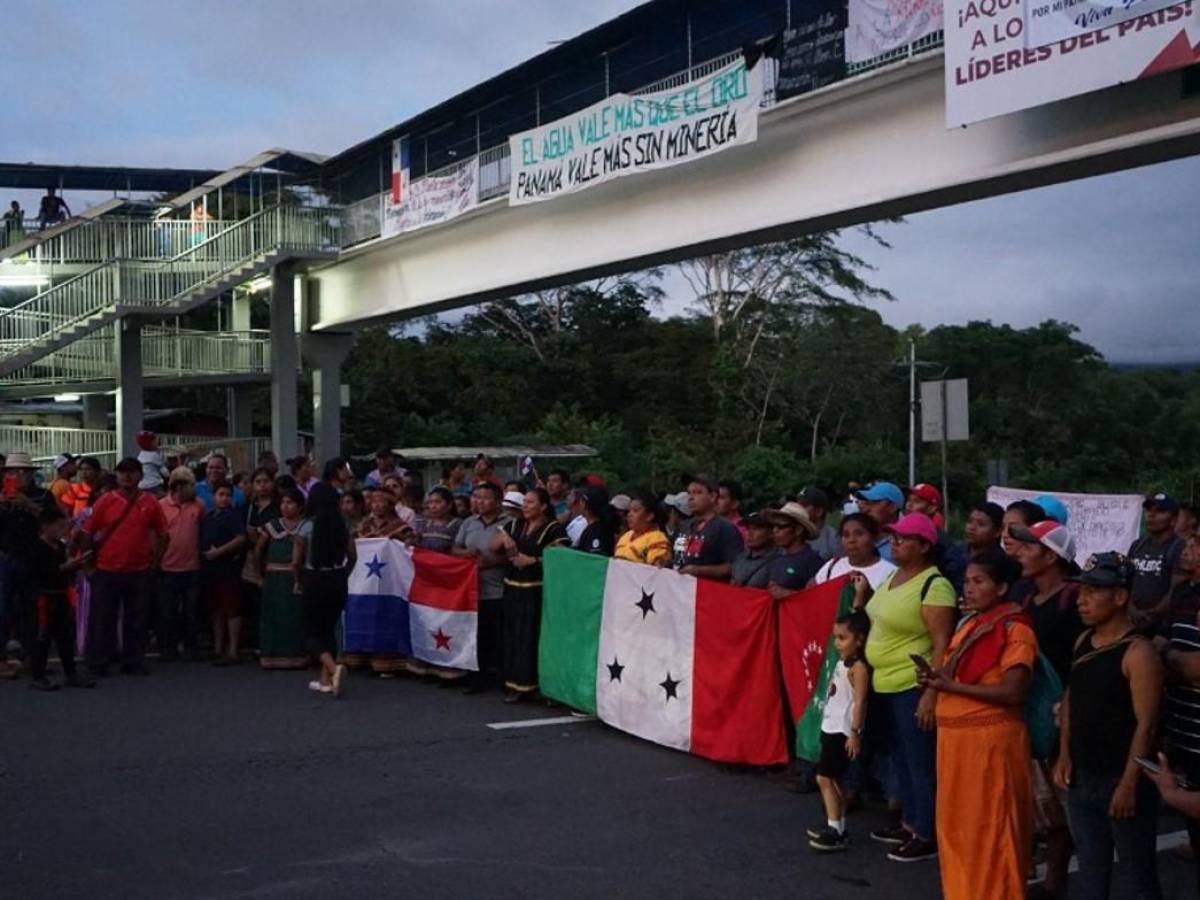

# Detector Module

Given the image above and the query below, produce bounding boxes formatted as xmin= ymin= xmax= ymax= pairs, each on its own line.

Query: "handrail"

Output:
xmin=339 ymin=35 xmax=944 ymax=250
xmin=0 ymin=204 xmax=339 ymax=360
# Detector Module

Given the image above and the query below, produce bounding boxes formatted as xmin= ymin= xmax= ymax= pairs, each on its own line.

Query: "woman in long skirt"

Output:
xmin=491 ymin=488 xmax=569 ymax=703
xmin=256 ymin=488 xmax=308 ymax=670
xmin=919 ymin=548 xmax=1036 ymax=900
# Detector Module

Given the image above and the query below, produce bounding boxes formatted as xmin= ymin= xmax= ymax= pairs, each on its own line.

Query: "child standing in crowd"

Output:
xmin=135 ymin=431 xmax=168 ymax=495
xmin=808 ymin=610 xmax=870 ymax=852
xmin=201 ymin=482 xmax=247 ymax=666
xmin=28 ymin=507 xmax=95 ymax=690
xmin=1054 ymin=552 xmax=1163 ymax=900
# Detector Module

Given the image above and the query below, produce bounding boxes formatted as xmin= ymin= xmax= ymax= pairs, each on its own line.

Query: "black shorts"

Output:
xmin=816 ymin=730 xmax=850 ymax=779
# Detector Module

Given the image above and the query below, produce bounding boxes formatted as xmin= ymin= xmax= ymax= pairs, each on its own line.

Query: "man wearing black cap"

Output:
xmin=797 ymin=487 xmax=841 ymax=561
xmin=1054 ymin=552 xmax=1163 ymax=900
xmin=730 ymin=513 xmax=778 ymax=588
xmin=1128 ymin=492 xmax=1185 ymax=629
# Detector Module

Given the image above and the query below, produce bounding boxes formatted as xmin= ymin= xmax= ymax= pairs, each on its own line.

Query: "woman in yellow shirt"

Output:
xmin=615 ymin=494 xmax=671 ymax=566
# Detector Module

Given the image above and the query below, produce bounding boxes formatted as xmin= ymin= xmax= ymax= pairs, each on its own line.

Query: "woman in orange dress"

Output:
xmin=918 ymin=547 xmax=1036 ymax=900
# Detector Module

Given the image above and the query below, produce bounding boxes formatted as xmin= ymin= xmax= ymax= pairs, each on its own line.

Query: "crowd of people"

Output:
xmin=1 ymin=438 xmax=1198 ymax=898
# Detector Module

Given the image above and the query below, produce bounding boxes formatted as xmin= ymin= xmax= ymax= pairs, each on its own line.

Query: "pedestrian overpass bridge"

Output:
xmin=4 ymin=8 xmax=1200 ymax=465
xmin=309 ymin=49 xmax=1200 ymax=330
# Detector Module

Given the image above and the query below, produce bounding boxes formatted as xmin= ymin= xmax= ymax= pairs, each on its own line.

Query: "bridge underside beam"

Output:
xmin=311 ymin=56 xmax=1200 ymax=329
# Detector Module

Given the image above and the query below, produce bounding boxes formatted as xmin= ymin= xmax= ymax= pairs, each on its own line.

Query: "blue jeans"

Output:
xmin=1066 ymin=768 xmax=1162 ymax=900
xmin=878 ymin=688 xmax=936 ymax=840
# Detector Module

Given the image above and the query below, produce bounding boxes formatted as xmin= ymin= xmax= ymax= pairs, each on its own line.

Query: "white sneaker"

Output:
xmin=308 ymin=680 xmax=333 ymax=694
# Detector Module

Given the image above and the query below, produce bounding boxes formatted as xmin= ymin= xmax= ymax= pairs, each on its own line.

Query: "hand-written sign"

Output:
xmin=1024 ymin=0 xmax=1183 ymax=48
xmin=985 ymin=486 xmax=1143 ymax=563
xmin=508 ymin=58 xmax=764 ymax=207
xmin=776 ymin=11 xmax=848 ymax=101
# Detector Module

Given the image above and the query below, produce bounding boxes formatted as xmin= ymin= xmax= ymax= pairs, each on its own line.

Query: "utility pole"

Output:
xmin=908 ymin=338 xmax=917 ymax=486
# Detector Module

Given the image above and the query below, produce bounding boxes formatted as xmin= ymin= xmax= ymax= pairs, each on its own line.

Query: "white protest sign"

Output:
xmin=382 ymin=156 xmax=479 ymax=239
xmin=944 ymin=0 xmax=1200 ymax=127
xmin=1025 ymin=0 xmax=1182 ymax=48
xmin=846 ymin=0 xmax=944 ymax=63
xmin=508 ymin=58 xmax=763 ymax=207
xmin=986 ymin=486 xmax=1143 ymax=563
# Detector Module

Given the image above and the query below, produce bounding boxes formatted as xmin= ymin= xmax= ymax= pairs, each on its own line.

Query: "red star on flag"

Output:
xmin=432 ymin=628 xmax=452 ymax=651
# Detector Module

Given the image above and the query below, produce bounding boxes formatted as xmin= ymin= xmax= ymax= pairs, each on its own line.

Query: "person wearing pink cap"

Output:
xmin=854 ymin=512 xmax=956 ymax=863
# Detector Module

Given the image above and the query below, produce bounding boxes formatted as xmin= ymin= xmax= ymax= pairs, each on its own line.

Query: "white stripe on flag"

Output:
xmin=409 ymin=605 xmax=478 ymax=671
xmin=348 ymin=538 xmax=415 ymax=598
xmin=596 ymin=560 xmax=696 ymax=752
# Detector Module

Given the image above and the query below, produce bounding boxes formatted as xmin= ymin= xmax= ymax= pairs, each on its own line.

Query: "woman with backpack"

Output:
xmin=857 ymin=512 xmax=957 ymax=863
xmin=917 ymin=548 xmax=1036 ymax=900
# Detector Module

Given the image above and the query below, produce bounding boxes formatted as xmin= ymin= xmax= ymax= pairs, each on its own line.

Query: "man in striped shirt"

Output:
xmin=1160 ymin=534 xmax=1200 ymax=882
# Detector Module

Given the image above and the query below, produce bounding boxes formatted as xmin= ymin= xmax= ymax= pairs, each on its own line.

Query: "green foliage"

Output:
xmin=338 ymin=274 xmax=1200 ymax=511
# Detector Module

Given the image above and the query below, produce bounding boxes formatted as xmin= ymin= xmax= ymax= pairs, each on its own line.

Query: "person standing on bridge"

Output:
xmin=3 ymin=200 xmax=24 ymax=244
xmin=80 ymin=457 xmax=167 ymax=676
xmin=37 ymin=187 xmax=70 ymax=230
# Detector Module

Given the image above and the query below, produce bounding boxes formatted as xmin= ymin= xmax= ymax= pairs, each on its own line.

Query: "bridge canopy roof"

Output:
xmin=0 ymin=161 xmax=222 ymax=193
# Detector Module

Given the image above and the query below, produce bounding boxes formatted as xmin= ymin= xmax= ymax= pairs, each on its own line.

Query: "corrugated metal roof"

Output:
xmin=0 ymin=161 xmax=220 ymax=192
xmin=161 ymin=148 xmax=327 ymax=211
xmin=391 ymin=444 xmax=596 ymax=461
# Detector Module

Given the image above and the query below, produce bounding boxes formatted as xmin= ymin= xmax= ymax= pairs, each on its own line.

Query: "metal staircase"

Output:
xmin=0 ymin=204 xmax=338 ymax=378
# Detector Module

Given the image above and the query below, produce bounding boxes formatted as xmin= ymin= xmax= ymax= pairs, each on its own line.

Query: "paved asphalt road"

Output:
xmin=0 ymin=662 xmax=1194 ymax=899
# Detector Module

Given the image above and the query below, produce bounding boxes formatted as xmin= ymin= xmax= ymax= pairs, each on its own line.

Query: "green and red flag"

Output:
xmin=539 ymin=549 xmax=789 ymax=765
xmin=778 ymin=575 xmax=853 ymax=761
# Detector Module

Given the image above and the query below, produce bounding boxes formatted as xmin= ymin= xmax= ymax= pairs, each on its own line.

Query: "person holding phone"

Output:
xmin=917 ymin=549 xmax=1035 ymax=900
xmin=1053 ymin=552 xmax=1163 ymax=900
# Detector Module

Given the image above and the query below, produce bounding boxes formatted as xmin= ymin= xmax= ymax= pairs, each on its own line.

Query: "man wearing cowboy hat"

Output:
xmin=764 ymin=502 xmax=824 ymax=600
xmin=5 ymin=451 xmax=56 ymax=515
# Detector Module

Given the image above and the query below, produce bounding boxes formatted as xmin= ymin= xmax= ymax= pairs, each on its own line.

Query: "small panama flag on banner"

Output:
xmin=345 ymin=538 xmax=479 ymax=670
xmin=390 ymin=137 xmax=410 ymax=206
xmin=519 ymin=455 xmax=534 ymax=478
xmin=539 ymin=549 xmax=792 ymax=765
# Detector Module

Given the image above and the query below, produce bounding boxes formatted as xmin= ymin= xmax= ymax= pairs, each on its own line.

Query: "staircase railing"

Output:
xmin=0 ymin=327 xmax=272 ymax=386
xmin=0 ymin=205 xmax=339 ymax=361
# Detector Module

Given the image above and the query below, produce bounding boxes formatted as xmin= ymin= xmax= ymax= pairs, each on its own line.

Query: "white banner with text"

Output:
xmin=507 ymin=58 xmax=763 ymax=207
xmin=945 ymin=0 xmax=1200 ymax=127
xmin=985 ymin=486 xmax=1143 ymax=563
xmin=846 ymin=0 xmax=944 ymax=63
xmin=381 ymin=156 xmax=480 ymax=239
xmin=1025 ymin=0 xmax=1182 ymax=48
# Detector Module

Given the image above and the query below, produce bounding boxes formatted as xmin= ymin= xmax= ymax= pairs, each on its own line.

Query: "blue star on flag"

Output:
xmin=364 ymin=554 xmax=387 ymax=579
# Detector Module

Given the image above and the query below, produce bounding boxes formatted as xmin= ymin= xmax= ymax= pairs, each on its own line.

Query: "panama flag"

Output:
xmin=539 ymin=549 xmax=788 ymax=765
xmin=390 ymin=136 xmax=410 ymax=206
xmin=345 ymin=538 xmax=479 ymax=670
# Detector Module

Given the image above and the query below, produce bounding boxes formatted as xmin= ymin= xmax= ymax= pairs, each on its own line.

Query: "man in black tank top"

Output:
xmin=1054 ymin=552 xmax=1164 ymax=900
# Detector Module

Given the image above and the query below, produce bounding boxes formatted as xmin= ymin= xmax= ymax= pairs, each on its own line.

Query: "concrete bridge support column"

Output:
xmin=301 ymin=332 xmax=354 ymax=463
xmin=115 ymin=316 xmax=144 ymax=460
xmin=269 ymin=265 xmax=299 ymax=459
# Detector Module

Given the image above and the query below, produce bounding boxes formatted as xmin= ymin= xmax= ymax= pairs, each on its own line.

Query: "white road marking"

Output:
xmin=1030 ymin=829 xmax=1189 ymax=883
xmin=486 ymin=715 xmax=597 ymax=730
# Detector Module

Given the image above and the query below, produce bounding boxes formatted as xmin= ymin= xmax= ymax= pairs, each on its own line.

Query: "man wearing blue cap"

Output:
xmin=855 ymin=482 xmax=904 ymax=562
xmin=1033 ymin=494 xmax=1070 ymax=527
